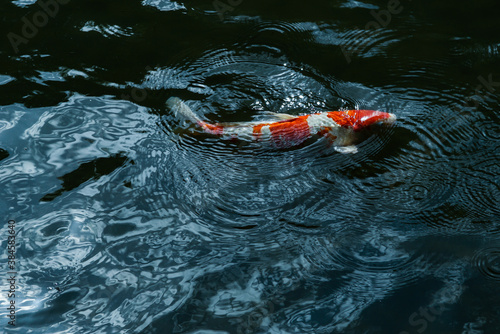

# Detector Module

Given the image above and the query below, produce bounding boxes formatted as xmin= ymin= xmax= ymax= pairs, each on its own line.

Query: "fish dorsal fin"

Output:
xmin=252 ymin=111 xmax=297 ymax=122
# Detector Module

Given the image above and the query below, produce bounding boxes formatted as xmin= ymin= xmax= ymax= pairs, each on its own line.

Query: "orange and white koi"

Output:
xmin=167 ymin=97 xmax=396 ymax=153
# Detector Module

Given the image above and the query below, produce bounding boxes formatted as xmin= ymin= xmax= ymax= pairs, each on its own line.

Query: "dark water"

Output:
xmin=1 ymin=0 xmax=499 ymax=333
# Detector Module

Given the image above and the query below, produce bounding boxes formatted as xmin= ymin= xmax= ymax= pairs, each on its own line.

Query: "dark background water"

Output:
xmin=1 ymin=0 xmax=499 ymax=333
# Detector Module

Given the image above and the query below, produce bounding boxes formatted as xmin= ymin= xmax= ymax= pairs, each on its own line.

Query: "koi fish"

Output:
xmin=166 ymin=97 xmax=396 ymax=153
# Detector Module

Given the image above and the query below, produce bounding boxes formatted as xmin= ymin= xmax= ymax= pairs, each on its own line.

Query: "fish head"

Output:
xmin=327 ymin=110 xmax=396 ymax=131
xmin=349 ymin=110 xmax=396 ymax=131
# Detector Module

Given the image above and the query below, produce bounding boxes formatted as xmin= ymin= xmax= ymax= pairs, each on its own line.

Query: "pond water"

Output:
xmin=0 ymin=0 xmax=499 ymax=333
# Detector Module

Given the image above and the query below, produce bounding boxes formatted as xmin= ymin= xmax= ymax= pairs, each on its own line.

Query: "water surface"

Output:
xmin=0 ymin=0 xmax=499 ymax=333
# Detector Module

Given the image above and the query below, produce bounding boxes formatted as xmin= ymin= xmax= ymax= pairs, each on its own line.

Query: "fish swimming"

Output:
xmin=166 ymin=97 xmax=396 ymax=153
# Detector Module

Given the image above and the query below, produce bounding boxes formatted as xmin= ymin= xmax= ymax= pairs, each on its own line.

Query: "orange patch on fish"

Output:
xmin=252 ymin=123 xmax=267 ymax=140
xmin=317 ymin=127 xmax=337 ymax=141
xmin=199 ymin=121 xmax=224 ymax=135
xmin=326 ymin=111 xmax=356 ymax=128
xmin=327 ymin=110 xmax=393 ymax=131
xmin=262 ymin=116 xmax=312 ymax=148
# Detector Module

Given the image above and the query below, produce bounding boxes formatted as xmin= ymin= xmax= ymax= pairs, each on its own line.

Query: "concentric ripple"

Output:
xmin=142 ymin=44 xmax=400 ymax=232
xmin=3 ymin=1 xmax=500 ymax=332
xmin=473 ymin=248 xmax=500 ymax=281
xmin=338 ymin=27 xmax=402 ymax=60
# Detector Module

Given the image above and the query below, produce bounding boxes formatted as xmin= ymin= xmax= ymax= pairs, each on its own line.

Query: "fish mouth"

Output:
xmin=384 ymin=113 xmax=397 ymax=124
xmin=354 ymin=111 xmax=397 ymax=131
xmin=373 ymin=112 xmax=396 ymax=126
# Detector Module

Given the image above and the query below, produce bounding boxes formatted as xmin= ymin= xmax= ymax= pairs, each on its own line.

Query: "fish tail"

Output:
xmin=166 ymin=97 xmax=202 ymax=124
xmin=166 ymin=97 xmax=224 ymax=135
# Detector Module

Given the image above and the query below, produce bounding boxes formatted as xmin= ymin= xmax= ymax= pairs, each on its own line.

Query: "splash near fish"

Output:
xmin=166 ymin=97 xmax=396 ymax=153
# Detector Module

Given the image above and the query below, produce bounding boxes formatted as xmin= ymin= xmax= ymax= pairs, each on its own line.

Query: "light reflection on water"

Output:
xmin=0 ymin=0 xmax=499 ymax=333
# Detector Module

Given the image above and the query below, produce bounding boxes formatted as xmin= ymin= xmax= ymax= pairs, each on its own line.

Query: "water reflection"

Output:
xmin=1 ymin=0 xmax=499 ymax=333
